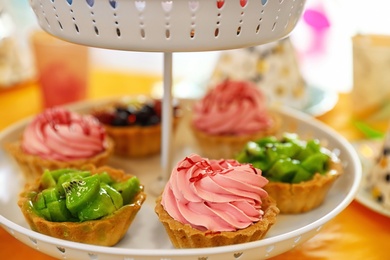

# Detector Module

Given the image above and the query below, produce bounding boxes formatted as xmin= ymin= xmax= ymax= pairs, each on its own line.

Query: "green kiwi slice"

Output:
xmin=32 ymin=169 xmax=143 ymax=222
xmin=235 ymin=133 xmax=333 ymax=184
xmin=291 ymin=167 xmax=313 ymax=183
xmin=78 ymin=189 xmax=116 ymax=221
xmin=112 ymin=177 xmax=141 ymax=205
xmin=56 ymin=171 xmax=91 ymax=196
xmin=41 ymin=170 xmax=57 ymax=189
xmin=46 ymin=200 xmax=75 ymax=222
xmin=301 ymin=153 xmax=330 ymax=174
xmin=100 ymin=182 xmax=123 ymax=209
xmin=33 ymin=192 xmax=46 ymax=210
xmin=42 ymin=187 xmax=61 ymax=204
xmin=40 ymin=207 xmax=51 ymax=221
xmin=98 ymin=172 xmax=114 ymax=185
xmin=62 ymin=174 xmax=101 ymax=216
xmin=49 ymin=168 xmax=83 ymax=182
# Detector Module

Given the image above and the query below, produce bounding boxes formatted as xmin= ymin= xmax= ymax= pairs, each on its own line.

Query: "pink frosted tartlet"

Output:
xmin=6 ymin=107 xmax=113 ymax=183
xmin=191 ymin=79 xmax=279 ymax=159
xmin=155 ymin=153 xmax=279 ymax=248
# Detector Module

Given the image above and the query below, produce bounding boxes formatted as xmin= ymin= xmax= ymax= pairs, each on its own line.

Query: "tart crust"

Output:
xmin=6 ymin=138 xmax=114 ymax=184
xmin=155 ymin=195 xmax=279 ymax=248
xmin=102 ymin=118 xmax=180 ymax=158
xmin=264 ymin=159 xmax=343 ymax=214
xmin=18 ymin=165 xmax=146 ymax=246
xmin=191 ymin=113 xmax=280 ymax=159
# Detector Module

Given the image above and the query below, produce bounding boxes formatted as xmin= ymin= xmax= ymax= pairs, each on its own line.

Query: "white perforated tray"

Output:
xmin=29 ymin=0 xmax=306 ymax=52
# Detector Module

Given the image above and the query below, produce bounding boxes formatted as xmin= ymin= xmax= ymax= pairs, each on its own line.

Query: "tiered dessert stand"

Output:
xmin=0 ymin=0 xmax=361 ymax=259
xmin=29 ymin=0 xmax=306 ymax=188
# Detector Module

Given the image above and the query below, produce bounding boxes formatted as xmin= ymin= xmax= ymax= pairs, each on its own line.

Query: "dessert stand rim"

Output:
xmin=0 ymin=98 xmax=362 ymax=259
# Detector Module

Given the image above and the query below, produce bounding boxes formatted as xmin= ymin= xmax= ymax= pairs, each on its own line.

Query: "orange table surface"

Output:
xmin=0 ymin=69 xmax=389 ymax=260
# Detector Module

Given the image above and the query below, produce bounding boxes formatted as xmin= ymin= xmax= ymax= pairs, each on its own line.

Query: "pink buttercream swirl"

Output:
xmin=22 ymin=107 xmax=108 ymax=161
xmin=161 ymin=154 xmax=269 ymax=232
xmin=193 ymin=80 xmax=273 ymax=135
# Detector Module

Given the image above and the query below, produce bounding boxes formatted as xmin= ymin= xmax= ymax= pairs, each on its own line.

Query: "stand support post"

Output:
xmin=161 ymin=52 xmax=173 ymax=184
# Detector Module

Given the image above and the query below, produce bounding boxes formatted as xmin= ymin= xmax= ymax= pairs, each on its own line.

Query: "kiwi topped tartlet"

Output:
xmin=18 ymin=166 xmax=146 ymax=246
xmin=236 ymin=133 xmax=343 ymax=214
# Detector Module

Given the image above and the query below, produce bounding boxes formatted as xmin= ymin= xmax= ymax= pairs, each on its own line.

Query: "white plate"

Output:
xmin=0 ymin=99 xmax=361 ymax=260
xmin=302 ymin=84 xmax=338 ymax=117
xmin=353 ymin=140 xmax=390 ymax=217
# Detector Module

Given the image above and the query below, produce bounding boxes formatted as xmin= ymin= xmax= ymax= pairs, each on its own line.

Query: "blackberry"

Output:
xmin=93 ymin=98 xmax=179 ymax=127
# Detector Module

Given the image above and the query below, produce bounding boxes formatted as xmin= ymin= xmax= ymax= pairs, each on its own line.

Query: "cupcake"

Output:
xmin=6 ymin=107 xmax=114 ymax=183
xmin=235 ymin=133 xmax=343 ymax=214
xmin=92 ymin=95 xmax=180 ymax=158
xmin=191 ymin=79 xmax=279 ymax=159
xmin=18 ymin=165 xmax=146 ymax=246
xmin=366 ymin=126 xmax=390 ymax=208
xmin=155 ymin=153 xmax=279 ymax=248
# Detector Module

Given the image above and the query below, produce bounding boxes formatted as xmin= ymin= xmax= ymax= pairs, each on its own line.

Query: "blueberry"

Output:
xmin=112 ymin=110 xmax=129 ymax=126
xmin=145 ymin=115 xmax=160 ymax=126
xmin=136 ymin=105 xmax=155 ymax=126
xmin=99 ymin=99 xmax=177 ymax=127
xmin=144 ymin=104 xmax=156 ymax=114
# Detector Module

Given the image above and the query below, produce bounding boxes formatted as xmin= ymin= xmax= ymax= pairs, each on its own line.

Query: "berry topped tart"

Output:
xmin=92 ymin=96 xmax=181 ymax=158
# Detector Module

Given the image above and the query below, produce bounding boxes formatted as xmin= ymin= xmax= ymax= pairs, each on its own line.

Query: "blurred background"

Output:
xmin=1 ymin=2 xmax=390 ymax=259
xmin=2 ymin=0 xmax=390 ymax=113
